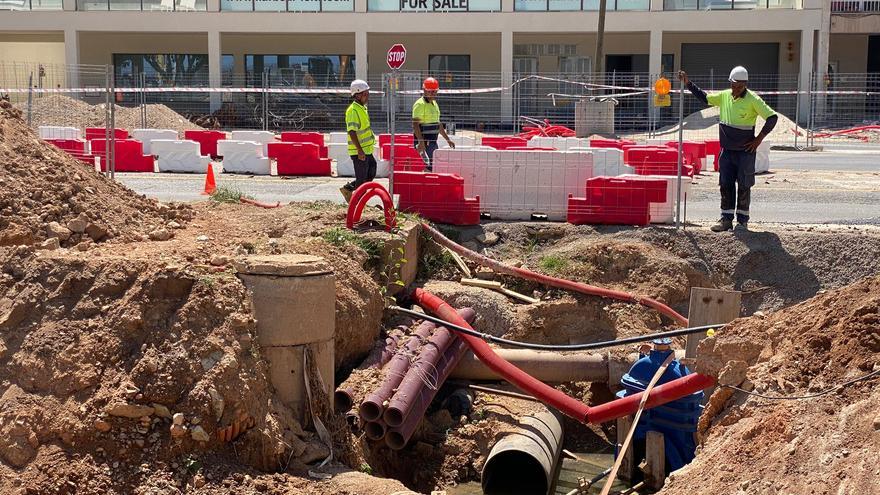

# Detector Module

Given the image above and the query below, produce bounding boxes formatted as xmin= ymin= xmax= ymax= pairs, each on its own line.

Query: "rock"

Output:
xmin=46 ymin=221 xmax=72 ymax=241
xmin=873 ymin=413 xmax=880 ymax=431
xmin=105 ymin=403 xmax=154 ymax=419
xmin=167 ymin=221 xmax=181 ymax=229
xmin=190 ymin=425 xmax=210 ymax=443
xmin=85 ymin=223 xmax=108 ymax=242
xmin=172 ymin=413 xmax=185 ymax=426
xmin=196 ymin=235 xmax=210 ymax=242
xmin=193 ymin=474 xmax=206 ymax=488
xmin=67 ymin=213 xmax=89 ymax=234
xmin=717 ymin=360 xmax=749 ymax=387
xmin=94 ymin=419 xmax=112 ymax=432
xmin=152 ymin=404 xmax=172 ymax=419
xmin=210 ymin=255 xmax=230 ymax=267
xmin=76 ymin=241 xmax=91 ymax=252
xmin=475 ymin=267 xmax=495 ymax=280
xmin=208 ymin=388 xmax=225 ymax=421
xmin=476 ymin=232 xmax=499 ymax=246
xmin=37 ymin=238 xmax=60 ymax=251
xmin=170 ymin=424 xmax=187 ymax=439
xmin=148 ymin=228 xmax=172 ymax=241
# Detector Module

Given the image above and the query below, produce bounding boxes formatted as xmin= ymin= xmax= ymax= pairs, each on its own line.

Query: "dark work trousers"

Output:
xmin=718 ymin=148 xmax=756 ymax=224
xmin=414 ymin=135 xmax=439 ymax=170
xmin=344 ymin=154 xmax=377 ymax=191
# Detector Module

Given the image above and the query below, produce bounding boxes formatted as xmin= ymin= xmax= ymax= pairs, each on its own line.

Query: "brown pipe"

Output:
xmin=383 ymin=308 xmax=476 ymax=427
xmin=364 ymin=421 xmax=387 ymax=441
xmin=385 ymin=337 xmax=470 ymax=450
xmin=334 ymin=327 xmax=404 ymax=412
xmin=482 ymin=410 xmax=564 ymax=495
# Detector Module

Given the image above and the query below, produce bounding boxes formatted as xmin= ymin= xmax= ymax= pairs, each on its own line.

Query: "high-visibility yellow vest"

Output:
xmin=345 ymin=101 xmax=374 ymax=155
xmin=412 ymin=97 xmax=441 ymax=135
xmin=707 ymin=89 xmax=776 ymax=130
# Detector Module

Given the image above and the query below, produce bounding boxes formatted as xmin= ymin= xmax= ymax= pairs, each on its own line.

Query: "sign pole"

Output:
xmin=386 ymin=44 xmax=407 ymax=204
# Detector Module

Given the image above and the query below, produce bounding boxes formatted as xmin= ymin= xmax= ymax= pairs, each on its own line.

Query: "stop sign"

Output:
xmin=387 ymin=44 xmax=407 ymax=70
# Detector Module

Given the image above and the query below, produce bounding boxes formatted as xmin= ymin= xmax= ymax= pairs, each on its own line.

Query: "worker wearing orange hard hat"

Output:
xmin=412 ymin=77 xmax=455 ymax=171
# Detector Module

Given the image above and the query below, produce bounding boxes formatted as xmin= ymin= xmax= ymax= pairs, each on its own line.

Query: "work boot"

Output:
xmin=339 ymin=186 xmax=353 ymax=204
xmin=710 ymin=218 xmax=733 ymax=232
xmin=734 ymin=221 xmax=749 ymax=232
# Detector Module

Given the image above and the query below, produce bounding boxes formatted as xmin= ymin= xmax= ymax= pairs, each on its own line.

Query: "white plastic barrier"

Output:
xmin=152 ymin=139 xmax=215 ymax=173
xmin=335 ymin=150 xmax=387 ymax=178
xmin=438 ymin=135 xmax=478 ymax=148
xmin=230 ymin=130 xmax=276 ymax=155
xmin=328 ymin=132 xmax=348 ymax=144
xmin=217 ymin=140 xmax=271 ymax=175
xmin=568 ymin=147 xmax=633 ymax=176
xmin=434 ymin=149 xmax=595 ymax=221
xmin=528 ymin=136 xmax=589 ymax=151
xmin=131 ymin=129 xmax=179 ymax=155
xmin=756 ymin=141 xmax=771 ymax=173
xmin=619 ymin=174 xmax=692 ymax=224
xmin=39 ymin=126 xmax=81 ymax=140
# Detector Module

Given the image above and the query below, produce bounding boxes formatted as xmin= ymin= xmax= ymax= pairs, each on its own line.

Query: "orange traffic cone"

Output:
xmin=202 ymin=163 xmax=217 ymax=195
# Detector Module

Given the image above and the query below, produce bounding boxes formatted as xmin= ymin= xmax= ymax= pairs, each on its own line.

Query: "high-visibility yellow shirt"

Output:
xmin=412 ymin=97 xmax=441 ymax=135
xmin=706 ymin=89 xmax=776 ymax=130
xmin=345 ymin=101 xmax=374 ymax=155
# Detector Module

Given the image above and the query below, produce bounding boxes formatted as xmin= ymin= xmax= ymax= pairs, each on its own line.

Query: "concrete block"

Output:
xmin=262 ymin=340 xmax=334 ymax=420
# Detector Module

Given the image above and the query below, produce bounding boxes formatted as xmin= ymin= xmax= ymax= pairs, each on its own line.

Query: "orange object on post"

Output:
xmin=202 ymin=163 xmax=217 ymax=195
xmin=654 ymin=77 xmax=671 ymax=96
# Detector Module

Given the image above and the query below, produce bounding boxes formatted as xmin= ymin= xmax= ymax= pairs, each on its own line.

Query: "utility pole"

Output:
xmin=594 ymin=0 xmax=607 ymax=81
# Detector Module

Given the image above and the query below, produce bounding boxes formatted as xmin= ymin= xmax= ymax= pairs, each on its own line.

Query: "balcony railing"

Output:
xmin=831 ymin=0 xmax=880 ymax=12
xmin=0 ymin=0 xmax=62 ymax=10
xmin=665 ymin=0 xmax=798 ymax=9
xmin=77 ymin=0 xmax=207 ymax=10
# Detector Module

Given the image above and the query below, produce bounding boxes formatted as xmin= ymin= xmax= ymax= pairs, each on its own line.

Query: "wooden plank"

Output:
xmin=445 ymin=247 xmax=472 ymax=279
xmin=461 ymin=278 xmax=539 ymax=304
xmin=685 ymin=287 xmax=742 ymax=358
xmin=644 ymin=430 xmax=665 ymax=490
xmin=615 ymin=415 xmax=635 ymax=482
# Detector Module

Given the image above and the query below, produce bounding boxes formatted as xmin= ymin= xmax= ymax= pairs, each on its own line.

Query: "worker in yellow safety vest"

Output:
xmin=679 ymin=66 xmax=778 ymax=232
xmin=340 ymin=79 xmax=376 ymax=203
xmin=412 ymin=77 xmax=455 ymax=171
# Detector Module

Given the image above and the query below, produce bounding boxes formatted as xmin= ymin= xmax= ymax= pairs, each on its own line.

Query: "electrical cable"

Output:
xmin=722 ymin=368 xmax=880 ymax=400
xmin=389 ymin=305 xmax=718 ymax=351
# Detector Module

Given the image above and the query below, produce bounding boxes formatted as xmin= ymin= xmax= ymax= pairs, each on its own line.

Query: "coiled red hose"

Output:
xmin=239 ymin=197 xmax=281 ymax=209
xmin=421 ymin=223 xmax=689 ymax=326
xmin=346 ymin=182 xmax=397 ymax=232
xmin=414 ymin=288 xmax=714 ymax=425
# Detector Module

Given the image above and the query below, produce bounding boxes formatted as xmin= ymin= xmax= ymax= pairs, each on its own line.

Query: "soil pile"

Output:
xmin=0 ymin=103 xmax=187 ymax=249
xmin=658 ymin=275 xmax=880 ymax=495
xmin=20 ymin=94 xmax=202 ymax=133
xmin=654 ymin=106 xmax=802 ymax=142
xmin=0 ymin=253 xmax=333 ymax=493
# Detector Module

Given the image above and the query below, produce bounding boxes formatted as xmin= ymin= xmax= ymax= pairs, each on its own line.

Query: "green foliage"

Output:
xmin=183 ymin=455 xmax=202 ymax=474
xmin=539 ymin=255 xmax=568 ymax=274
xmin=301 ymin=200 xmax=336 ymax=211
xmin=322 ymin=227 xmax=382 ymax=260
xmin=209 ymin=186 xmax=252 ymax=204
xmin=419 ymin=249 xmax=456 ymax=279
xmin=359 ymin=462 xmax=373 ymax=475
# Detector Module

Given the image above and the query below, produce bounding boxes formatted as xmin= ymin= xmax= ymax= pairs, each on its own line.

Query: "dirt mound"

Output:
xmin=654 ymin=106 xmax=802 ymax=142
xmin=20 ymin=94 xmax=202 ymax=134
xmin=0 ymin=253 xmax=339 ymax=493
xmin=0 ymin=104 xmax=187 ymax=249
xmin=657 ymin=275 xmax=880 ymax=495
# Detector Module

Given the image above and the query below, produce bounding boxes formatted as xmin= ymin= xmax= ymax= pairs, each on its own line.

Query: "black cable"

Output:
xmin=388 ymin=305 xmax=719 ymax=351
xmin=722 ymin=368 xmax=880 ymax=400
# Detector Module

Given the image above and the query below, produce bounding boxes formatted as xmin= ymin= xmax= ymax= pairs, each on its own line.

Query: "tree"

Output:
xmin=143 ymin=54 xmax=207 ymax=86
xmin=594 ymin=0 xmax=607 ymax=81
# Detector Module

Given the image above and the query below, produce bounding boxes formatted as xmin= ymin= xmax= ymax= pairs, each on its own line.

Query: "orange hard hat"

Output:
xmin=423 ymin=77 xmax=440 ymax=91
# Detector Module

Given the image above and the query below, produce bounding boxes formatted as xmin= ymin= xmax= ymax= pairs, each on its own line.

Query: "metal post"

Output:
xmin=793 ymin=73 xmax=800 ymax=149
xmin=109 ymin=66 xmax=116 ymax=180
xmin=140 ymin=72 xmax=147 ymax=129
xmin=675 ymin=78 xmax=685 ymax=229
xmin=389 ymin=70 xmax=398 ymax=199
xmin=262 ymin=69 xmax=269 ymax=131
xmin=26 ymin=72 xmax=33 ymax=128
xmin=808 ymin=71 xmax=815 ymax=148
xmin=104 ymin=66 xmax=111 ymax=178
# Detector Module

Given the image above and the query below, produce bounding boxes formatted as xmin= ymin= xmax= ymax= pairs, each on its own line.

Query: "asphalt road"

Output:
xmin=116 ymin=150 xmax=880 ymax=225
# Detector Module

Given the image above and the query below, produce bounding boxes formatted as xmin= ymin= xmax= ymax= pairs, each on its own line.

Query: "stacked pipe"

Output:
xmin=348 ymin=308 xmax=476 ymax=450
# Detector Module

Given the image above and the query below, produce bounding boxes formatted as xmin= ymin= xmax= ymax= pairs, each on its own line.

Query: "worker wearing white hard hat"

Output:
xmin=340 ymin=79 xmax=376 ymax=203
xmin=678 ymin=66 xmax=779 ymax=232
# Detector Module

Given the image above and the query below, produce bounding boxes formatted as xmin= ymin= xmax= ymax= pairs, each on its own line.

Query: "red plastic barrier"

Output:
xmin=704 ymin=140 xmax=721 ymax=172
xmin=382 ymin=144 xmax=425 ymax=172
xmin=507 ymin=146 xmax=557 ymax=151
xmin=627 ymin=148 xmax=695 ymax=177
xmin=378 ymin=134 xmax=414 ymax=159
xmin=268 ymin=142 xmax=331 ymax=176
xmin=85 ymin=127 xmax=128 ymax=141
xmin=481 ymin=136 xmax=528 ymax=150
xmin=665 ymin=141 xmax=706 ymax=173
xmin=393 ymin=172 xmax=480 ymax=225
xmin=46 ymin=138 xmax=96 ymax=165
xmin=279 ymin=132 xmax=328 ymax=159
xmin=622 ymin=145 xmax=670 ymax=165
xmin=567 ymin=176 xmax=667 ymax=226
xmin=91 ymin=139 xmax=154 ymax=172
xmin=184 ymin=130 xmax=226 ymax=158
xmin=589 ymin=138 xmax=637 ymax=150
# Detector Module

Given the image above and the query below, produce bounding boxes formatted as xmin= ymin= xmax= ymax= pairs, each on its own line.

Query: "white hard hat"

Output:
xmin=729 ymin=66 xmax=748 ymax=82
xmin=350 ymin=79 xmax=370 ymax=96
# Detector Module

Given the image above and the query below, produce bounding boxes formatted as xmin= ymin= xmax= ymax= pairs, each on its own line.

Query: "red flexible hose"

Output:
xmin=414 ymin=289 xmax=715 ymax=425
xmin=346 ymin=182 xmax=397 ymax=232
xmin=239 ymin=197 xmax=281 ymax=209
xmin=421 ymin=223 xmax=689 ymax=326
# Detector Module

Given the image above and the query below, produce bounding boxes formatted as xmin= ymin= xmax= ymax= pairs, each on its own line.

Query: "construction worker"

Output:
xmin=679 ymin=66 xmax=778 ymax=232
xmin=340 ymin=79 xmax=376 ymax=203
xmin=412 ymin=77 xmax=455 ymax=171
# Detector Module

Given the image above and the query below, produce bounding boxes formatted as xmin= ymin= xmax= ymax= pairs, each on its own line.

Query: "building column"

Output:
xmin=501 ymin=30 xmax=513 ymax=126
xmin=64 ymin=29 xmax=79 ymax=89
xmin=355 ymin=31 xmax=368 ymax=81
xmin=208 ymin=30 xmax=222 ymax=111
xmin=815 ymin=1 xmax=831 ymax=122
xmin=648 ymin=29 xmax=663 ymax=77
xmin=207 ymin=0 xmax=220 ymax=11
xmin=649 ymin=0 xmax=663 ymax=11
xmin=799 ymin=28 xmax=815 ymax=126
xmin=62 ymin=0 xmax=75 ymax=10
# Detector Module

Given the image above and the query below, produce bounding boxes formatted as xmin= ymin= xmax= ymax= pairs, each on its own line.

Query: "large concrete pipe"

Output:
xmin=481 ymin=410 xmax=564 ymax=495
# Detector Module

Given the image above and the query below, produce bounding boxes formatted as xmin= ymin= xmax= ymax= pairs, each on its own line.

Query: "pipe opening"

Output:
xmin=481 ymin=450 xmax=549 ymax=495
xmin=359 ymin=401 xmax=382 ymax=422
xmin=383 ymin=407 xmax=405 ymax=427
xmin=335 ymin=390 xmax=353 ymax=413
xmin=385 ymin=431 xmax=406 ymax=450
xmin=364 ymin=421 xmax=386 ymax=441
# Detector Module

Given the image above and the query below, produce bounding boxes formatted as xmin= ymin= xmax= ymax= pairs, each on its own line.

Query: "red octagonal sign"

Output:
xmin=387 ymin=44 xmax=407 ymax=70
